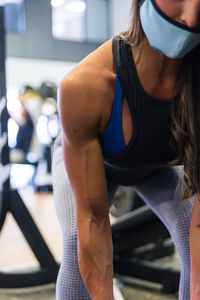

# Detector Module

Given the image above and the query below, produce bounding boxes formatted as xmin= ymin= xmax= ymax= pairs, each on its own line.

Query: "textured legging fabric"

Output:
xmin=52 ymin=138 xmax=194 ymax=300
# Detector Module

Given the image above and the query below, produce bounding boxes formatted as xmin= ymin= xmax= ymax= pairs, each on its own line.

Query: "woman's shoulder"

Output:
xmin=58 ymin=39 xmax=117 ymax=134
xmin=60 ymin=39 xmax=116 ymax=96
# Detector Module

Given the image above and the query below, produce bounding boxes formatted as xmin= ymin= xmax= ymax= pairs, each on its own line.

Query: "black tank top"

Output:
xmin=104 ymin=34 xmax=181 ymax=186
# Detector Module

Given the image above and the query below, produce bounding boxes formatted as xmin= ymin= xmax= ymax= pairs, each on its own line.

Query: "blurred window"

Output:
xmin=4 ymin=0 xmax=26 ymax=34
xmin=51 ymin=0 xmax=109 ymax=43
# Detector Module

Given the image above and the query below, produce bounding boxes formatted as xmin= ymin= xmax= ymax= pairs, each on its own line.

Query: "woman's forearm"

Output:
xmin=190 ymin=194 xmax=200 ymax=299
xmin=77 ymin=214 xmax=114 ymax=300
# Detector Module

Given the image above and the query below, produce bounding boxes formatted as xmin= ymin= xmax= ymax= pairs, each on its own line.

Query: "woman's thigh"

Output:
xmin=133 ymin=166 xmax=194 ymax=253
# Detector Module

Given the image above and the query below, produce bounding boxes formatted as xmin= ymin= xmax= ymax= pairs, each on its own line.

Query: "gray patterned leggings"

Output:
xmin=52 ymin=134 xmax=194 ymax=300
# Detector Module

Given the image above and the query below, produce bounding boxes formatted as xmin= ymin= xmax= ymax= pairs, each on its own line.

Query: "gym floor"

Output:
xmin=0 ymin=165 xmax=179 ymax=300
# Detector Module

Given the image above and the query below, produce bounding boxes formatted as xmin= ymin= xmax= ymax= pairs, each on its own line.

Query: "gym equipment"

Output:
xmin=34 ymin=87 xmax=59 ymax=192
xmin=0 ymin=6 xmax=59 ymax=288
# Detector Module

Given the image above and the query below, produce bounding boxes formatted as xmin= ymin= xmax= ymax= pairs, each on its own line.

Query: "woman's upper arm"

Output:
xmin=58 ymin=76 xmax=109 ymax=219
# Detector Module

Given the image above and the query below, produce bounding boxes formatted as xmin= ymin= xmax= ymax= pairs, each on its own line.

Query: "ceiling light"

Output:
xmin=51 ymin=0 xmax=64 ymax=8
xmin=65 ymin=1 xmax=86 ymax=14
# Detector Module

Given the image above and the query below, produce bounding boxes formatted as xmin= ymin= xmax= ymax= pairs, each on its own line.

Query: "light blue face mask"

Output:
xmin=140 ymin=0 xmax=200 ymax=59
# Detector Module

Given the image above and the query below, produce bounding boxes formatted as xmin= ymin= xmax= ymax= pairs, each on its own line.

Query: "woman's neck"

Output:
xmin=132 ymin=37 xmax=183 ymax=99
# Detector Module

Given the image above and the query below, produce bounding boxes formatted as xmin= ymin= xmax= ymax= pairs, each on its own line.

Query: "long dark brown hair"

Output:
xmin=123 ymin=0 xmax=200 ymax=202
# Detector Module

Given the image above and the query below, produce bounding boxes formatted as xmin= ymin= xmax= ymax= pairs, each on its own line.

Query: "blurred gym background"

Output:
xmin=0 ymin=1 xmax=179 ymax=299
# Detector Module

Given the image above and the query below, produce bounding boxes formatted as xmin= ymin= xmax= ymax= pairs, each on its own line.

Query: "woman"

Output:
xmin=52 ymin=0 xmax=200 ymax=299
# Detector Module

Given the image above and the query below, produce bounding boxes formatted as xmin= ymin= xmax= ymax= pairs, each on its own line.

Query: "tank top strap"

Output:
xmin=112 ymin=33 xmax=137 ymax=111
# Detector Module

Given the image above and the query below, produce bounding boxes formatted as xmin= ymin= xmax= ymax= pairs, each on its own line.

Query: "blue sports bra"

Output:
xmin=99 ymin=75 xmax=126 ymax=157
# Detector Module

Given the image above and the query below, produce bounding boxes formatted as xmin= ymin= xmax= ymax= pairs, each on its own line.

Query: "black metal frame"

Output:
xmin=0 ymin=189 xmax=59 ymax=288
